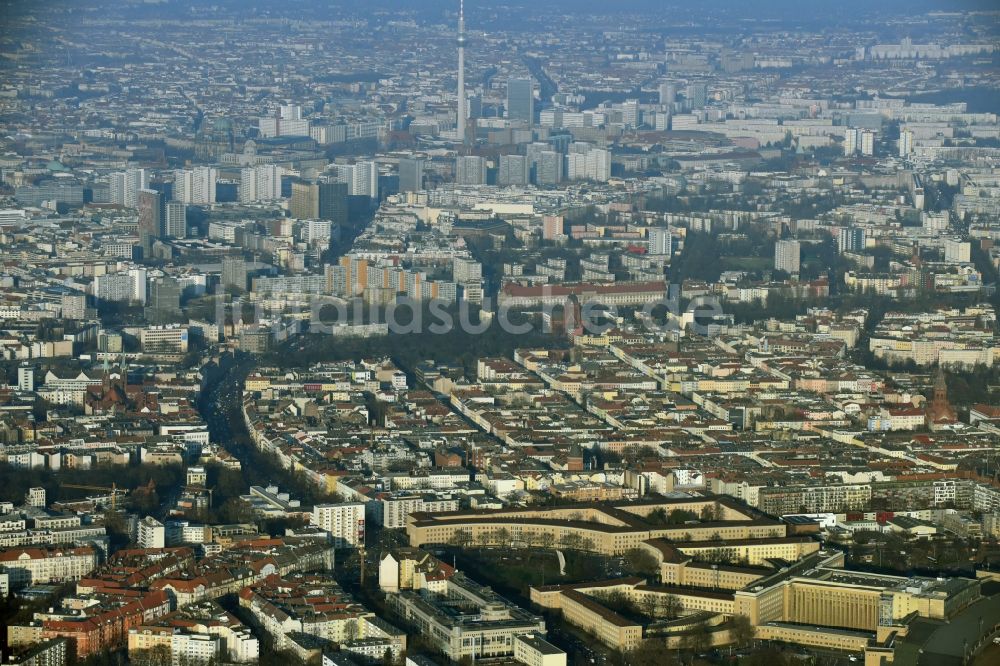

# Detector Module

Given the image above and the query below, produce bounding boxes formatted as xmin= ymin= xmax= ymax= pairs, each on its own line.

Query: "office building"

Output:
xmin=775 ymin=240 xmax=801 ymax=275
xmin=386 ymin=571 xmax=547 ymax=662
xmin=290 ymin=182 xmax=347 ymax=224
xmin=507 ymin=77 xmax=534 ymax=124
xmin=499 ymin=154 xmax=528 ymax=186
xmin=455 ymin=155 xmax=487 ymax=185
xmin=148 ymin=277 xmax=181 ymax=316
xmin=585 ymin=148 xmax=611 ymax=182
xmin=399 ymin=158 xmax=424 ymax=193
xmin=140 ymin=325 xmax=189 ymax=354
xmin=514 ymin=634 xmax=567 ymax=666
xmin=659 ymin=82 xmax=677 ymax=106
xmin=222 ymin=256 xmax=248 ymax=291
xmin=686 ymin=83 xmax=707 ymax=109
xmin=164 ymin=201 xmax=186 ymax=239
xmin=536 ymin=151 xmax=563 ymax=185
xmin=138 ymin=188 xmax=163 ymax=256
xmin=290 ymin=182 xmax=317 ymax=219
xmin=61 ymin=293 xmax=88 ymax=320
xmin=280 ymin=103 xmax=302 ymax=121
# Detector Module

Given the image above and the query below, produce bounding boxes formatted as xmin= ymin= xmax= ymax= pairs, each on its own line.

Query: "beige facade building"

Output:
xmin=530 ymin=549 xmax=980 ymax=656
xmin=406 ymin=497 xmax=787 ymax=556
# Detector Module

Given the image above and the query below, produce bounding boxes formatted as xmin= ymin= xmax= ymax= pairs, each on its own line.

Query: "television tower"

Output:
xmin=456 ymin=0 xmax=467 ymax=144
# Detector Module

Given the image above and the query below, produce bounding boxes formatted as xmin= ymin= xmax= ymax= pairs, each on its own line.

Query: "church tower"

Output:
xmin=926 ymin=366 xmax=957 ymax=425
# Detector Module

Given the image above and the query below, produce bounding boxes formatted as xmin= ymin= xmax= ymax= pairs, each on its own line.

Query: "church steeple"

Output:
xmin=926 ymin=365 xmax=956 ymax=425
xmin=933 ymin=365 xmax=948 ymax=402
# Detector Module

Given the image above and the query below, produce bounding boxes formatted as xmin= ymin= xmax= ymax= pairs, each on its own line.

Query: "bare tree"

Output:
xmin=730 ymin=614 xmax=755 ymax=648
xmin=658 ymin=594 xmax=683 ymax=619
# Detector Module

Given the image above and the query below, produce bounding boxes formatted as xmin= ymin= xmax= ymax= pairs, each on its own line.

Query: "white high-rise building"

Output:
xmin=193 ymin=167 xmax=217 ymax=204
xmin=176 ymin=168 xmax=217 ymax=204
xmin=259 ymin=113 xmax=307 ymax=137
xmin=775 ymin=239 xmax=801 ymax=275
xmin=138 ymin=516 xmax=166 ymax=549
xmin=279 ymin=103 xmax=302 ymax=121
xmin=174 ymin=170 xmax=193 ymax=203
xmin=18 ymin=365 xmax=34 ymax=392
xmin=621 ymin=99 xmax=640 ymax=128
xmin=585 ymin=148 xmax=611 ymax=182
xmin=95 ymin=270 xmax=146 ymax=305
xmin=110 ymin=172 xmax=127 ymax=206
xmin=453 ymin=257 xmax=483 ymax=284
xmin=114 ymin=168 xmax=148 ymax=208
xmin=164 ymin=201 xmax=186 ymax=239
xmin=26 ymin=487 xmax=46 ymax=508
xmin=943 ymin=238 xmax=971 ymax=263
xmin=844 ymin=128 xmax=860 ymax=156
xmin=129 ymin=267 xmax=148 ymax=304
xmin=648 ymin=227 xmax=672 ymax=256
xmin=838 ymin=227 xmax=866 ymax=254
xmin=351 ymin=161 xmax=379 ymax=199
xmin=844 ymin=128 xmax=859 ymax=155
xmin=94 ymin=273 xmax=135 ymax=303
xmin=311 ymin=503 xmax=366 ymax=548
xmin=240 ymin=165 xmax=283 ymax=203
xmin=128 ymin=168 xmax=149 ymax=208
xmin=899 ymin=129 xmax=914 ymax=157
xmin=565 ymin=146 xmax=611 ymax=183
xmin=860 ymin=130 xmax=876 ymax=156
xmin=258 ymin=116 xmax=278 ymax=138
xmin=329 ymin=162 xmax=379 ymax=199
xmin=566 ymin=153 xmax=587 ymax=181
xmin=280 ymin=119 xmax=309 ymax=136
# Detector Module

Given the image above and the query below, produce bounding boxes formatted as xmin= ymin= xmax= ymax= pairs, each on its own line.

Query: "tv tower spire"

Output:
xmin=456 ymin=0 xmax=467 ymax=144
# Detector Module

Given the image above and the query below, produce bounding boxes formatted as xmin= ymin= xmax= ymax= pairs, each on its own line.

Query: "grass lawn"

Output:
xmin=446 ymin=547 xmax=614 ymax=597
xmin=720 ymin=256 xmax=771 ymax=271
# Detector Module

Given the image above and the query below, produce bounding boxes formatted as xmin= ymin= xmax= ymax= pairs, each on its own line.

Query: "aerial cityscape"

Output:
xmin=0 ymin=0 xmax=999 ymax=665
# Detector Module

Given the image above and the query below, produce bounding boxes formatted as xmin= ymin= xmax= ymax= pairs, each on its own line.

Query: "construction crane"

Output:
xmin=60 ymin=482 xmax=127 ymax=511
